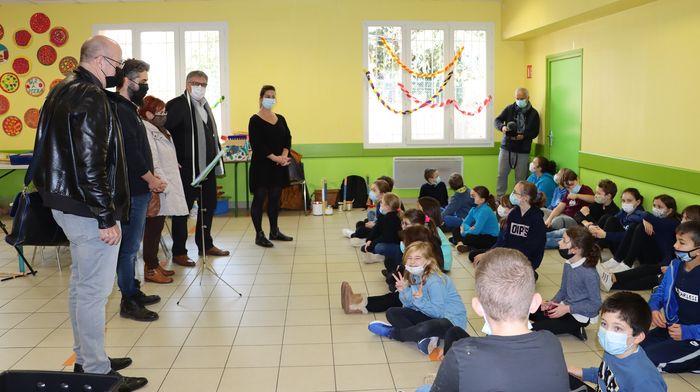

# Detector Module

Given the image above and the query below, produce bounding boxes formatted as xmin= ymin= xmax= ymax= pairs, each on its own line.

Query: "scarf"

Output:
xmin=191 ymin=97 xmax=223 ymax=177
xmin=515 ymin=102 xmax=531 ymax=133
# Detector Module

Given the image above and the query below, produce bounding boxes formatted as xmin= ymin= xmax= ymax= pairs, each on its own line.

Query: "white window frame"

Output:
xmin=363 ymin=21 xmax=495 ymax=149
xmin=92 ymin=22 xmax=230 ymax=133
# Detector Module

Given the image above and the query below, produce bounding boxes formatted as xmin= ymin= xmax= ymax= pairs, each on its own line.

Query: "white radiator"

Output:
xmin=393 ymin=157 xmax=463 ymax=189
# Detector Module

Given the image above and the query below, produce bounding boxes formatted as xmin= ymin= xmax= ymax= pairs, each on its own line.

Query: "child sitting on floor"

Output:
xmin=441 ymin=173 xmax=474 ymax=231
xmin=418 ymin=196 xmax=453 ymax=271
xmin=342 ymin=178 xmax=391 ymax=245
xmin=452 ymin=186 xmax=499 ymax=254
xmin=360 ymin=192 xmax=402 ymax=267
xmin=419 ymin=168 xmax=448 ymax=207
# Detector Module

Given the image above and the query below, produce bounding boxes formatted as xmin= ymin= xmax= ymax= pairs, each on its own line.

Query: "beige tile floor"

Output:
xmin=0 ymin=210 xmax=699 ymax=391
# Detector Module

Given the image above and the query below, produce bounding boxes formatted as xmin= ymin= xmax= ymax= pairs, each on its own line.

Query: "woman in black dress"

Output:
xmin=249 ymin=85 xmax=294 ymax=247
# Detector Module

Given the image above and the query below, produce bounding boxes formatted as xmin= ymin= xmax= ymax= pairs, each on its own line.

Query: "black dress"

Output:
xmin=248 ymin=114 xmax=292 ymax=190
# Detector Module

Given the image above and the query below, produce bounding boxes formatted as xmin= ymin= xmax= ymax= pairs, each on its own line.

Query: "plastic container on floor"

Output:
xmin=0 ymin=370 xmax=121 ymax=392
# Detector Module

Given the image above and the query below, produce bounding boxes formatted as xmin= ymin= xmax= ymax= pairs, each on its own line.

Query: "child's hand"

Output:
xmin=567 ymin=367 xmax=583 ymax=379
xmin=651 ymin=310 xmax=667 ymax=329
xmin=660 ymin=266 xmax=668 ymax=274
xmin=589 ymin=226 xmax=606 ymax=238
xmin=473 ymin=254 xmax=483 ymax=266
xmin=365 ymin=240 xmax=372 ymax=247
xmin=566 ymin=193 xmax=577 ymax=200
xmin=365 ymin=221 xmax=375 ymax=229
xmin=580 ymin=206 xmax=590 ymax=216
xmin=393 ymin=272 xmax=406 ymax=292
xmin=540 ymin=300 xmax=552 ymax=311
xmin=544 ymin=218 xmax=552 ymax=228
xmin=413 ymin=281 xmax=423 ymax=299
xmin=668 ymin=324 xmax=683 ymax=341
xmin=643 ymin=220 xmax=655 ymax=236
xmin=547 ymin=303 xmax=570 ymax=318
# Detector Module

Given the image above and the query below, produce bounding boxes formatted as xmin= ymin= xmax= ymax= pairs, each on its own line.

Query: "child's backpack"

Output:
xmin=336 ymin=175 xmax=368 ymax=209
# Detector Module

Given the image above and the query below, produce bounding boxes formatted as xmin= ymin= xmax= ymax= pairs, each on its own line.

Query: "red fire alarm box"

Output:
xmin=526 ymin=64 xmax=532 ymax=79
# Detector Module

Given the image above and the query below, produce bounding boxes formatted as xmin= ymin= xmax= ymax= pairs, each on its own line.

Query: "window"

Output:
xmin=94 ymin=23 xmax=229 ymax=133
xmin=364 ymin=22 xmax=494 ymax=148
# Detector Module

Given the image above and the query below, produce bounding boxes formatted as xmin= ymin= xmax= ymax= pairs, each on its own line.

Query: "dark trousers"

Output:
xmin=142 ymin=215 xmax=166 ymax=269
xmin=615 ymin=223 xmax=661 ymax=267
xmin=366 ymin=292 xmax=402 ymax=313
xmin=443 ymin=326 xmax=470 ymax=354
xmin=641 ymin=328 xmax=700 ymax=373
xmin=250 ymin=186 xmax=282 ymax=234
xmin=352 ymin=219 xmax=374 ymax=238
xmin=600 ymin=217 xmax=625 ymax=252
xmin=171 ymin=174 xmax=216 ymax=256
xmin=386 ymin=307 xmax=454 ymax=343
xmin=612 ymin=264 xmax=662 ymax=291
xmin=530 ymin=309 xmax=589 ymax=336
xmin=461 ymin=234 xmax=497 ymax=249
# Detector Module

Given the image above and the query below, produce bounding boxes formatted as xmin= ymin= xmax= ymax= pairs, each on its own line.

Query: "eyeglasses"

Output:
xmin=189 ymin=81 xmax=208 ymax=87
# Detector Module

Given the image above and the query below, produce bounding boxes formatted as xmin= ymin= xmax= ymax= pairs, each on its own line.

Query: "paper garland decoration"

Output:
xmin=37 ymin=45 xmax=57 ymax=65
xmin=14 ymin=29 xmax=32 ymax=47
xmin=397 ymin=82 xmax=493 ymax=116
xmin=365 ymin=70 xmax=454 ymax=115
xmin=30 ymin=13 xmax=51 ymax=34
xmin=59 ymin=56 xmax=77 ymax=75
xmin=24 ymin=108 xmax=40 ymax=129
xmin=12 ymin=57 xmax=31 ymax=75
xmin=380 ymin=37 xmax=464 ymax=78
xmin=25 ymin=76 xmax=45 ymax=97
xmin=0 ymin=95 xmax=9 ymax=115
xmin=50 ymin=27 xmax=68 ymax=47
xmin=0 ymin=44 xmax=8 ymax=63
xmin=2 ymin=116 xmax=23 ymax=137
xmin=0 ymin=73 xmax=20 ymax=93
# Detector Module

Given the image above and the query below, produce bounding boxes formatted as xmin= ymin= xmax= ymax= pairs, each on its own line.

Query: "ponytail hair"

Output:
xmin=535 ymin=156 xmax=557 ymax=175
xmin=515 ymin=181 xmax=546 ymax=208
xmin=473 ymin=186 xmax=497 ymax=211
xmin=565 ymin=226 xmax=601 ymax=268
xmin=402 ymin=208 xmax=439 ymax=238
xmin=417 ymin=197 xmax=444 ymax=228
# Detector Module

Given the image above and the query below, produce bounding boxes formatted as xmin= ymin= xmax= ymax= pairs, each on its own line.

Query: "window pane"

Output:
xmin=140 ymin=31 xmax=176 ymax=103
xmin=367 ymin=26 xmax=402 ymax=144
xmin=410 ymin=30 xmax=445 ymax=141
xmin=453 ymin=30 xmax=487 ymax=140
xmin=185 ymin=30 xmax=222 ymax=132
xmin=97 ymin=29 xmax=132 ymax=59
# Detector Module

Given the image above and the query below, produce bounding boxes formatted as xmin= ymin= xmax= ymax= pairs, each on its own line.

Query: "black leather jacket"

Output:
xmin=32 ymin=66 xmax=129 ymax=229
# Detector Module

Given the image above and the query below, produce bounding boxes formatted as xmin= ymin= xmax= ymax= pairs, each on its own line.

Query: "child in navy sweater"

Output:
xmin=589 ymin=187 xmax=645 ymax=254
xmin=530 ymin=226 xmax=601 ymax=341
xmin=569 ymin=291 xmax=667 ymax=391
xmin=441 ymin=173 xmax=474 ymax=230
xmin=642 ymin=221 xmax=700 ymax=373
xmin=344 ymin=178 xmax=392 ymax=243
xmin=453 ymin=186 xmax=500 ymax=253
xmin=419 ymin=168 xmax=448 ymax=207
xmin=361 ymin=192 xmax=402 ymax=268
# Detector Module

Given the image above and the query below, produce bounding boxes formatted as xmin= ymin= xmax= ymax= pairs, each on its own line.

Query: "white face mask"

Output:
xmin=190 ymin=85 xmax=206 ymax=101
xmin=621 ymin=202 xmax=635 ymax=214
xmin=405 ymin=265 xmax=425 ymax=276
xmin=553 ymin=173 xmax=560 ymax=185
xmin=497 ymin=205 xmax=509 ymax=218
xmin=528 ymin=162 xmax=537 ymax=173
xmin=652 ymin=207 xmax=667 ymax=218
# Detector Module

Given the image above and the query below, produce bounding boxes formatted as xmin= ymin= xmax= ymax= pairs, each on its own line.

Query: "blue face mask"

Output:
xmin=569 ymin=184 xmax=582 ymax=194
xmin=515 ymin=99 xmax=527 ymax=109
xmin=597 ymin=327 xmax=631 ymax=355
xmin=675 ymin=247 xmax=699 ymax=262
xmin=509 ymin=192 xmax=520 ymax=206
xmin=435 ymin=176 xmax=442 ymax=184
xmin=400 ymin=242 xmax=406 ymax=253
xmin=368 ymin=191 xmax=378 ymax=202
xmin=261 ymin=97 xmax=276 ymax=109
xmin=379 ymin=207 xmax=388 ymax=215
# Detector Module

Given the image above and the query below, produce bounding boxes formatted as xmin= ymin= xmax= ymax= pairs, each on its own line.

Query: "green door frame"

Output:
xmin=545 ymin=48 xmax=583 ymax=167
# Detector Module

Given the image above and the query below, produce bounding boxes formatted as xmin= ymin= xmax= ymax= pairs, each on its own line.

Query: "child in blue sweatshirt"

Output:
xmin=568 ymin=291 xmax=667 ymax=391
xmin=546 ymin=168 xmax=568 ymax=211
xmin=441 ymin=173 xmax=474 ymax=230
xmin=453 ymin=186 xmax=499 ymax=253
xmin=530 ymin=226 xmax=601 ymax=341
xmin=526 ymin=156 xmax=557 ymax=204
xmin=367 ymin=241 xmax=466 ymax=356
xmin=642 ymin=221 xmax=700 ymax=373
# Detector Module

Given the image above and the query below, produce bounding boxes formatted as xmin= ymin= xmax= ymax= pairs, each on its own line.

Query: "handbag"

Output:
xmin=146 ymin=192 xmax=161 ymax=218
xmin=287 ymin=149 xmax=304 ymax=183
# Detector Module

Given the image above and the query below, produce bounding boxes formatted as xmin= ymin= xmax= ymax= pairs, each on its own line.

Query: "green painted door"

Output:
xmin=546 ymin=50 xmax=582 ymax=172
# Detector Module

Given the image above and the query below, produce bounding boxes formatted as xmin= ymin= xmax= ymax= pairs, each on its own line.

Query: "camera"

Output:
xmin=505 ymin=121 xmax=519 ymax=137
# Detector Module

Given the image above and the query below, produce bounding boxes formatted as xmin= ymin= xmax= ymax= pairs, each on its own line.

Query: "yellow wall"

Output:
xmin=522 ymin=0 xmax=700 ymax=171
xmin=0 ymin=0 xmax=524 ymax=151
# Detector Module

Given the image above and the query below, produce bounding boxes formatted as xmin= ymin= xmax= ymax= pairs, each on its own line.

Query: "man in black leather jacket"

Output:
xmin=31 ymin=35 xmax=147 ymax=391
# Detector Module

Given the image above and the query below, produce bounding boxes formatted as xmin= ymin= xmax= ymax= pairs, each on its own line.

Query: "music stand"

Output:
xmin=177 ymin=149 xmax=242 ymax=305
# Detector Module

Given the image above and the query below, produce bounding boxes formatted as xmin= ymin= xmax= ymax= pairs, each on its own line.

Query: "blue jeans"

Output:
xmin=443 ymin=215 xmax=462 ymax=230
xmin=52 ymin=210 xmax=120 ymax=374
xmin=546 ymin=228 xmax=566 ymax=249
xmin=374 ymin=242 xmax=402 ymax=272
xmin=117 ymin=192 xmax=150 ymax=298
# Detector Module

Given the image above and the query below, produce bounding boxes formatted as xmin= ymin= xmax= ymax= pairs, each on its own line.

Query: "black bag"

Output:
xmin=335 ymin=175 xmax=369 ymax=209
xmin=287 ymin=149 xmax=305 ymax=183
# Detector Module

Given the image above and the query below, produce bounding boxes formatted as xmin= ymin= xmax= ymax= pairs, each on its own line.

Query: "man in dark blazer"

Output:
xmin=165 ymin=70 xmax=228 ymax=266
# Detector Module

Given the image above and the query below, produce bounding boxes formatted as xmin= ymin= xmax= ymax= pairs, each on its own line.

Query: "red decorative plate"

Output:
xmin=49 ymin=78 xmax=62 ymax=90
xmin=49 ymin=27 xmax=68 ymax=47
xmin=24 ymin=108 xmax=40 ymax=129
xmin=0 ymin=24 xmax=4 ymax=40
xmin=30 ymin=12 xmax=51 ymax=34
xmin=25 ymin=76 xmax=45 ymax=97
xmin=58 ymin=56 xmax=78 ymax=75
xmin=2 ymin=116 xmax=23 ymax=137
xmin=14 ymin=29 xmax=32 ymax=47
xmin=0 ymin=44 xmax=8 ymax=63
xmin=37 ymin=45 xmax=57 ymax=66
xmin=0 ymin=73 xmax=20 ymax=93
xmin=0 ymin=95 xmax=9 ymax=115
xmin=12 ymin=57 xmax=31 ymax=75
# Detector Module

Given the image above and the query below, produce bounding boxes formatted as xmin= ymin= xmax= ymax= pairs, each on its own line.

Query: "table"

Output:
xmin=226 ymin=160 xmax=250 ymax=217
xmin=0 ymin=163 xmax=29 ymax=274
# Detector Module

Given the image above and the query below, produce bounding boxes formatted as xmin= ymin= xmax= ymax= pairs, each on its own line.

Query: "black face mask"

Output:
xmin=558 ymin=248 xmax=572 ymax=259
xmin=129 ymin=81 xmax=149 ymax=106
xmin=151 ymin=114 xmax=167 ymax=128
xmin=105 ymin=66 xmax=125 ymax=89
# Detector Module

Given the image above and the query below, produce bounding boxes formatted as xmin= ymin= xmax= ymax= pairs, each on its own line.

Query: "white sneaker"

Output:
xmin=599 ymin=268 xmax=614 ymax=292
xmin=350 ymin=237 xmax=365 ymax=248
xmin=362 ymin=253 xmax=385 ymax=264
xmin=608 ymin=262 xmax=631 ymax=273
xmin=600 ymin=258 xmax=619 ymax=270
xmin=596 ymin=263 xmax=607 ymax=279
xmin=341 ymin=228 xmax=354 ymax=238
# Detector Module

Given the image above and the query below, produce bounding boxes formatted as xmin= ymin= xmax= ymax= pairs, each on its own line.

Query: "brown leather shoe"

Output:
xmin=144 ymin=266 xmax=174 ymax=284
xmin=204 ymin=246 xmax=230 ymax=256
xmin=172 ymin=255 xmax=196 ymax=267
xmin=157 ymin=263 xmax=175 ymax=276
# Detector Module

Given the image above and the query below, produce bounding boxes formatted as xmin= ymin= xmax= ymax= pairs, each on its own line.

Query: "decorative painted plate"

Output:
xmin=58 ymin=56 xmax=77 ymax=75
xmin=0 ymin=24 xmax=4 ymax=40
xmin=30 ymin=12 xmax=51 ymax=34
xmin=0 ymin=95 xmax=9 ymax=115
xmin=49 ymin=26 xmax=68 ymax=47
xmin=0 ymin=44 xmax=8 ymax=63
xmin=37 ymin=45 xmax=57 ymax=66
xmin=25 ymin=76 xmax=45 ymax=97
xmin=0 ymin=72 xmax=20 ymax=93
xmin=2 ymin=116 xmax=23 ymax=137
xmin=14 ymin=29 xmax=32 ymax=47
xmin=49 ymin=78 xmax=62 ymax=90
xmin=24 ymin=108 xmax=40 ymax=129
xmin=12 ymin=57 xmax=30 ymax=74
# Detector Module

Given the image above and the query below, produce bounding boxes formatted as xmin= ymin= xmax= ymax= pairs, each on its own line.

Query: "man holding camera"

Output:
xmin=494 ymin=87 xmax=540 ymax=198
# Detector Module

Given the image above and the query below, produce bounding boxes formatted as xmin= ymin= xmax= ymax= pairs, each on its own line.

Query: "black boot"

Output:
xmin=269 ymin=228 xmax=293 ymax=241
xmin=132 ymin=289 xmax=160 ymax=306
xmin=120 ymin=297 xmax=159 ymax=322
xmin=111 ymin=370 xmax=148 ymax=392
xmin=74 ymin=357 xmax=132 ymax=373
xmin=255 ymin=231 xmax=274 ymax=248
